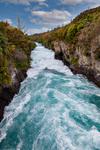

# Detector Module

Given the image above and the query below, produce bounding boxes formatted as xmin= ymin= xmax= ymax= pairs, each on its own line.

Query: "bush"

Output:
xmin=0 ymin=67 xmax=11 ymax=85
xmin=70 ymin=57 xmax=78 ymax=65
xmin=77 ymin=22 xmax=85 ymax=31
xmin=0 ymin=32 xmax=8 ymax=50
xmin=15 ymin=60 xmax=29 ymax=70
xmin=65 ymin=24 xmax=78 ymax=42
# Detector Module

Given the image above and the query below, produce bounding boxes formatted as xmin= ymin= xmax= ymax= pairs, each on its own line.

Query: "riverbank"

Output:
xmin=33 ymin=7 xmax=100 ymax=87
xmin=53 ymin=41 xmax=100 ymax=87
xmin=0 ymin=22 xmax=36 ymax=121
xmin=0 ymin=70 xmax=28 ymax=121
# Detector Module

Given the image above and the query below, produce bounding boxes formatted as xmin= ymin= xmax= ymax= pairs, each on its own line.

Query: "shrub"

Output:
xmin=70 ymin=57 xmax=78 ymax=65
xmin=15 ymin=60 xmax=29 ymax=70
xmin=0 ymin=32 xmax=8 ymax=50
xmin=65 ymin=24 xmax=78 ymax=42
xmin=77 ymin=22 xmax=85 ymax=31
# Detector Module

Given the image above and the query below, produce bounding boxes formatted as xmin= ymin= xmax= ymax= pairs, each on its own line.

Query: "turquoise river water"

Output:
xmin=0 ymin=43 xmax=100 ymax=150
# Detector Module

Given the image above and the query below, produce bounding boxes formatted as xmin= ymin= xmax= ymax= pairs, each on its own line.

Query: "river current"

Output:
xmin=0 ymin=43 xmax=100 ymax=150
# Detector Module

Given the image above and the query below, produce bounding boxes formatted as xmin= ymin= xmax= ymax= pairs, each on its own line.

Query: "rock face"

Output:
xmin=34 ymin=7 xmax=100 ymax=87
xmin=0 ymin=69 xmax=27 ymax=121
xmin=52 ymin=40 xmax=100 ymax=87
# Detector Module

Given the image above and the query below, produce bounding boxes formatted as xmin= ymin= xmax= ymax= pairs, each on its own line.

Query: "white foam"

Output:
xmin=0 ymin=93 xmax=31 ymax=143
xmin=16 ymin=139 xmax=23 ymax=150
xmin=27 ymin=43 xmax=72 ymax=78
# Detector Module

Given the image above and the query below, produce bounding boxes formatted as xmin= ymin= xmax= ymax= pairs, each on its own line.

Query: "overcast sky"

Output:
xmin=0 ymin=0 xmax=100 ymax=34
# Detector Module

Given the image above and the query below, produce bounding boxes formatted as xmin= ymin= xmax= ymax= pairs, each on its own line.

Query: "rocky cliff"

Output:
xmin=0 ymin=22 xmax=36 ymax=121
xmin=0 ymin=70 xmax=27 ymax=121
xmin=52 ymin=40 xmax=100 ymax=87
xmin=33 ymin=6 xmax=100 ymax=87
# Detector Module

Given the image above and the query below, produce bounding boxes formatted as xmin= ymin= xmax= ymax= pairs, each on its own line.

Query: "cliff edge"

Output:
xmin=0 ymin=22 xmax=36 ymax=121
xmin=33 ymin=6 xmax=100 ymax=87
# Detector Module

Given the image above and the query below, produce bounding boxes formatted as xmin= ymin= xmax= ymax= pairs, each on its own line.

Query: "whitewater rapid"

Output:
xmin=0 ymin=43 xmax=100 ymax=150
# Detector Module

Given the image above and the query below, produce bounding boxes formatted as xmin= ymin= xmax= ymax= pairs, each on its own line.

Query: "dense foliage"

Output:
xmin=0 ymin=22 xmax=35 ymax=86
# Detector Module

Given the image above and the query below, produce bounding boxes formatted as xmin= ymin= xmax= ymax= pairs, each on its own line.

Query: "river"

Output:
xmin=0 ymin=43 xmax=100 ymax=150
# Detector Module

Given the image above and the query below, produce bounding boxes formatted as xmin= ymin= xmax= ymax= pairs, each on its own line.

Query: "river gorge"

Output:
xmin=0 ymin=43 xmax=100 ymax=150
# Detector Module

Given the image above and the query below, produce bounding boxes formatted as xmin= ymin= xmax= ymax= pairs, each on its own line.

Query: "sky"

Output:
xmin=0 ymin=0 xmax=100 ymax=35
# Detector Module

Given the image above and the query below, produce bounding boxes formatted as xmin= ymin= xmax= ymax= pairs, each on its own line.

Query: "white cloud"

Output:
xmin=61 ymin=0 xmax=100 ymax=5
xmin=27 ymin=27 xmax=50 ymax=34
xmin=31 ymin=9 xmax=71 ymax=28
xmin=61 ymin=0 xmax=83 ymax=5
xmin=0 ymin=0 xmax=46 ymax=5
xmin=38 ymin=2 xmax=48 ymax=7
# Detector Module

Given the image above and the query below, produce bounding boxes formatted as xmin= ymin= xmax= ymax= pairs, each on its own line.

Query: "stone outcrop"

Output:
xmin=0 ymin=69 xmax=27 ymax=121
xmin=34 ymin=7 xmax=100 ymax=87
xmin=52 ymin=40 xmax=100 ymax=87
